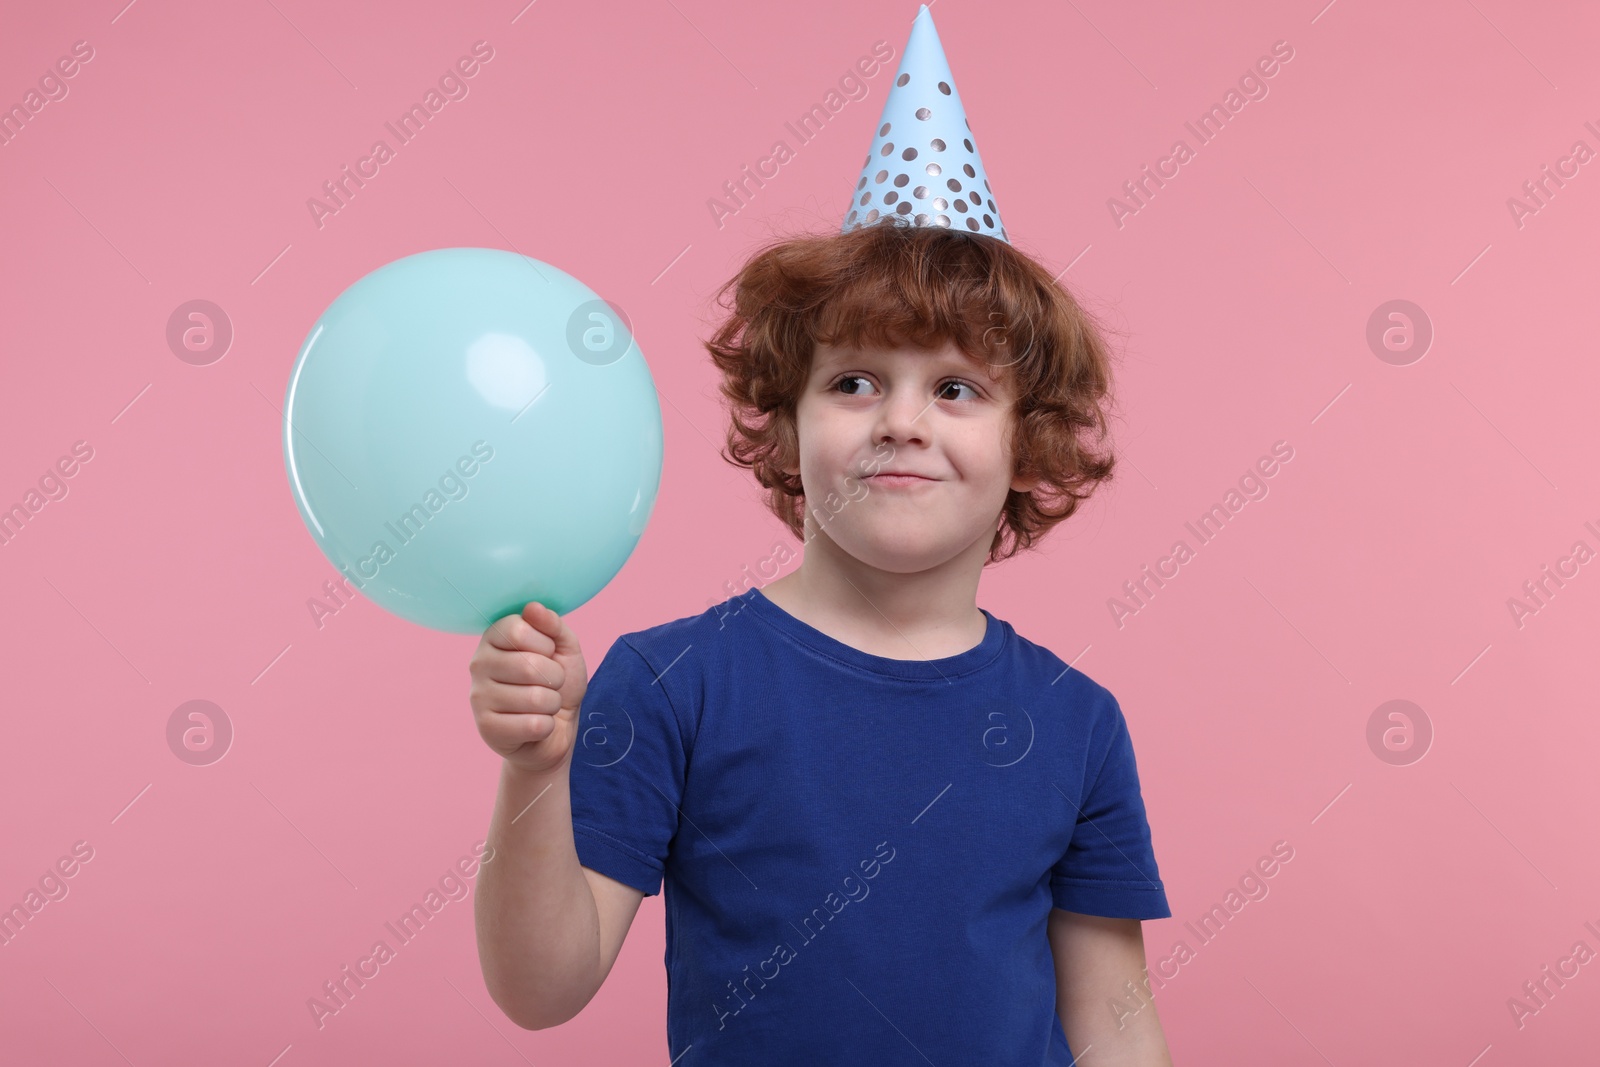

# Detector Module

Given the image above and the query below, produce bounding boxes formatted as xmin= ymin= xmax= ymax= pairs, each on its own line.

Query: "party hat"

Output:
xmin=842 ymin=4 xmax=1008 ymax=242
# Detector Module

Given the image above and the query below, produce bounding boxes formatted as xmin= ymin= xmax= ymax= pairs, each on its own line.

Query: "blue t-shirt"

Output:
xmin=568 ymin=586 xmax=1169 ymax=1065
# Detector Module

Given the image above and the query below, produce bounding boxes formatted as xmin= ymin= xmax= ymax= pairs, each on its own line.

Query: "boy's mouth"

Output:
xmin=869 ymin=471 xmax=940 ymax=487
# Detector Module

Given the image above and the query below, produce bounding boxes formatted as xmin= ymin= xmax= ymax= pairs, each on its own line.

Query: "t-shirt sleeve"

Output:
xmin=1049 ymin=693 xmax=1171 ymax=919
xmin=566 ymin=636 xmax=692 ymax=897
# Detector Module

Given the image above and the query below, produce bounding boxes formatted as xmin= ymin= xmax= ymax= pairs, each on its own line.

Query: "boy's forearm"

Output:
xmin=1062 ymin=986 xmax=1173 ymax=1067
xmin=475 ymin=759 xmax=601 ymax=1030
xmin=1052 ymin=912 xmax=1174 ymax=1066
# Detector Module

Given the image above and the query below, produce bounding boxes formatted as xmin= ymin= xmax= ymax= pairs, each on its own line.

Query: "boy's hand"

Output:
xmin=469 ymin=601 xmax=588 ymax=775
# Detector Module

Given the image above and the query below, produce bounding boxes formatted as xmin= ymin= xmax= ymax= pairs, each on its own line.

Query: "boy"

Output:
xmin=471 ymin=7 xmax=1174 ymax=1064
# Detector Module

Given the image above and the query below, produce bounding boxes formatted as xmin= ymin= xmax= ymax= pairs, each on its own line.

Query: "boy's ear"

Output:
xmin=779 ymin=423 xmax=802 ymax=479
xmin=1011 ymin=473 xmax=1043 ymax=493
xmin=1006 ymin=429 xmax=1040 ymax=494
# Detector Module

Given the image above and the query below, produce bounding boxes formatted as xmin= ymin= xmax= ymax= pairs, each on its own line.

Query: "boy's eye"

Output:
xmin=832 ymin=375 xmax=980 ymax=401
xmin=936 ymin=379 xmax=979 ymax=401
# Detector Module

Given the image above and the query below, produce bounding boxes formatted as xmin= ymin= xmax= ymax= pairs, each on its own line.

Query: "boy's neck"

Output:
xmin=757 ymin=528 xmax=991 ymax=662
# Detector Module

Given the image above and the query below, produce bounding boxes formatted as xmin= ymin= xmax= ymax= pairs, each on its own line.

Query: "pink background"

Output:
xmin=3 ymin=0 xmax=1598 ymax=1063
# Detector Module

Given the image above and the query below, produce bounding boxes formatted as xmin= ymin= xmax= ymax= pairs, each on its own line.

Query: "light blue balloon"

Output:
xmin=283 ymin=247 xmax=662 ymax=634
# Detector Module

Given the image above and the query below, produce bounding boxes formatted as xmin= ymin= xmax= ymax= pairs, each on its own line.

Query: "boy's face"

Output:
xmin=786 ymin=338 xmax=1041 ymax=573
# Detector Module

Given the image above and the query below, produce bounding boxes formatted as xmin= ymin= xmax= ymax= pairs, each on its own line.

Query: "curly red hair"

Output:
xmin=702 ymin=217 xmax=1121 ymax=564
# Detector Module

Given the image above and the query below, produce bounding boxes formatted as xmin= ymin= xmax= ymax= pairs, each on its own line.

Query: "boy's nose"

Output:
xmin=871 ymin=387 xmax=932 ymax=446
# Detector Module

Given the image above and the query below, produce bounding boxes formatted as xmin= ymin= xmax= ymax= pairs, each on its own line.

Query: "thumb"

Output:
xmin=522 ymin=600 xmax=581 ymax=659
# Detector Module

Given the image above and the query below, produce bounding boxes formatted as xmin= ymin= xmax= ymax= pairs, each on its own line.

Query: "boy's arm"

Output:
xmin=476 ymin=759 xmax=646 ymax=1030
xmin=1049 ymin=909 xmax=1174 ymax=1066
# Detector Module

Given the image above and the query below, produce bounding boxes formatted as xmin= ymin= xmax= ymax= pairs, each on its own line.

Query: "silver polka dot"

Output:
xmin=879 ymin=122 xmax=891 ymax=136
xmin=893 ymin=173 xmax=909 ymax=187
xmin=896 ymin=202 xmax=912 ymax=214
xmin=860 ymin=192 xmax=872 ymax=205
xmin=884 ymin=191 xmax=898 ymax=204
xmin=965 ymin=118 xmax=971 ymax=130
xmin=916 ymin=107 xmax=931 ymax=120
xmin=936 ymin=215 xmax=950 ymax=226
xmin=986 ymin=199 xmax=995 ymax=211
xmin=897 ymin=73 xmax=909 ymax=86
xmin=881 ymin=142 xmax=894 ymax=156
xmin=946 ymin=178 xmax=962 ymax=192
xmin=931 ymin=138 xmax=946 ymax=152
xmin=963 ymin=163 xmax=976 ymax=178
xmin=866 ymin=209 xmax=880 ymax=222
xmin=954 ymin=199 xmax=967 ymax=212
xmin=938 ymin=81 xmax=951 ymax=95
xmin=983 ymin=214 xmax=994 ymax=227
xmin=932 ymin=197 xmax=947 ymax=209
xmin=966 ymin=217 xmax=979 ymax=231
xmin=857 ymin=177 xmax=866 ymax=189
xmin=874 ymin=170 xmax=888 ymax=184
xmin=925 ymin=162 xmax=942 ymax=176
xmin=914 ymin=185 xmax=928 ymax=198
xmin=847 ymin=210 xmax=858 ymax=223
xmin=984 ymin=179 xmax=991 ymax=191
xmin=901 ymin=147 xmax=917 ymax=160
xmin=915 ymin=213 xmax=928 ymax=224
xmin=969 ymin=192 xmax=981 ymax=206
xmin=964 ymin=138 xmax=973 ymax=151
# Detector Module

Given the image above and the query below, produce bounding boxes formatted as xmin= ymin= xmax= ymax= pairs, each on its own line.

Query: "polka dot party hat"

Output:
xmin=843 ymin=4 xmax=1008 ymax=242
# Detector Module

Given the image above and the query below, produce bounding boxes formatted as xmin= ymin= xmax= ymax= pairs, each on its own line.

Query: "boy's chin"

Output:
xmin=830 ymin=528 xmax=974 ymax=575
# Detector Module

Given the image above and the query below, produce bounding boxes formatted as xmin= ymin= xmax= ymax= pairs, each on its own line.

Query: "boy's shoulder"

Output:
xmin=607 ymin=592 xmax=747 ymax=661
xmin=590 ymin=593 xmax=752 ymax=707
xmin=999 ymin=616 xmax=1124 ymax=716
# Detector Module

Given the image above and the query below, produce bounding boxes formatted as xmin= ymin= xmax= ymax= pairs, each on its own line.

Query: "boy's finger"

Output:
xmin=483 ymin=651 xmax=562 ymax=689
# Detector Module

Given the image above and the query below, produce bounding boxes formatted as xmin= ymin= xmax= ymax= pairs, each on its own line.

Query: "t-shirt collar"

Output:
xmin=736 ymin=585 xmax=1007 ymax=681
